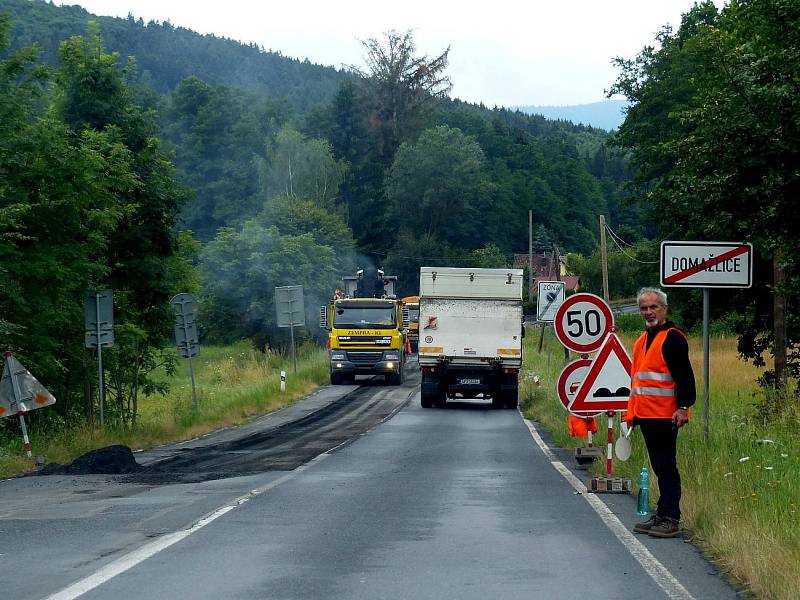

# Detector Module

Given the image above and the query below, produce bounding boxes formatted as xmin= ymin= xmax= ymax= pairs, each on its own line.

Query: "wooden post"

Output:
xmin=599 ymin=214 xmax=609 ymax=303
xmin=528 ymin=210 xmax=533 ymax=304
xmin=773 ymin=251 xmax=787 ymax=390
xmin=555 ymin=246 xmax=569 ymax=362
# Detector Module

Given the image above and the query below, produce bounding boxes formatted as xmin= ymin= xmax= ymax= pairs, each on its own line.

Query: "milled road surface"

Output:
xmin=0 ymin=366 xmax=743 ymax=600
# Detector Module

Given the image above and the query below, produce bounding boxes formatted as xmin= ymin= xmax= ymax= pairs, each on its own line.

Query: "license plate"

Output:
xmin=459 ymin=378 xmax=481 ymax=385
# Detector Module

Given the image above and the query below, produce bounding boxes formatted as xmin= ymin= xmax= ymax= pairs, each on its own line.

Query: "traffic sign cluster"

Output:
xmin=553 ymin=293 xmax=632 ymax=416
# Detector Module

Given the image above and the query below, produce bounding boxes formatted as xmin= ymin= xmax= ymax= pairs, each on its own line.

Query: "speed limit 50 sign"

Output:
xmin=553 ymin=293 xmax=614 ymax=353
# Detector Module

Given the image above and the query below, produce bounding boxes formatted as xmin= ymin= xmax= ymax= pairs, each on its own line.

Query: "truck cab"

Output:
xmin=320 ymin=271 xmax=406 ymax=385
xmin=401 ymin=295 xmax=420 ymax=353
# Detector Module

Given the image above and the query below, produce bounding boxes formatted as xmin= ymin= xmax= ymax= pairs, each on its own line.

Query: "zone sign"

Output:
xmin=537 ymin=280 xmax=565 ymax=322
xmin=553 ymin=293 xmax=614 ymax=354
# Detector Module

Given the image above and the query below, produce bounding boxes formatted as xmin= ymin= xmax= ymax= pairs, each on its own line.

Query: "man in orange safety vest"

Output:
xmin=624 ymin=287 xmax=695 ymax=538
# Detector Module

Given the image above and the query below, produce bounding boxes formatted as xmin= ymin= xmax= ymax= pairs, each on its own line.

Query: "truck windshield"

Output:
xmin=334 ymin=305 xmax=396 ymax=328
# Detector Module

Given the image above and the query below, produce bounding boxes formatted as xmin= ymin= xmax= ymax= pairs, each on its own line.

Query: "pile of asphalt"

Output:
xmin=38 ymin=445 xmax=142 ymax=475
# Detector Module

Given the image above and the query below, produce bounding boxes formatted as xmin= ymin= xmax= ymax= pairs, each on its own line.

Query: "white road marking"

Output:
xmin=44 ymin=454 xmax=330 ymax=600
xmin=520 ymin=415 xmax=696 ymax=600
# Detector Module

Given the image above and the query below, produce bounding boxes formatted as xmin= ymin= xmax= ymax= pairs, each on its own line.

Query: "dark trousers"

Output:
xmin=639 ymin=420 xmax=681 ymax=521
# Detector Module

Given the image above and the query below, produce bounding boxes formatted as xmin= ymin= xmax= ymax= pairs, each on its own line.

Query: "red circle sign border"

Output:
xmin=556 ymin=358 xmax=591 ymax=411
xmin=553 ymin=293 xmax=615 ymax=353
xmin=556 ymin=358 xmax=602 ymax=416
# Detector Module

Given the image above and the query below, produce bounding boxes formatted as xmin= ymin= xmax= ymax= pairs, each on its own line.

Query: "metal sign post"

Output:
xmin=85 ymin=290 xmax=114 ymax=427
xmin=661 ymin=241 xmax=753 ymax=440
xmin=171 ymin=293 xmax=200 ymax=412
xmin=276 ymin=285 xmax=305 ymax=373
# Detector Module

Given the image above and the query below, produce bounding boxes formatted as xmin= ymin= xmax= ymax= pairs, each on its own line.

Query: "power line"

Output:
xmin=363 ymin=249 xmax=517 ymax=263
xmin=604 ymin=225 xmax=659 ymax=264
xmin=605 ymin=222 xmax=636 ymax=248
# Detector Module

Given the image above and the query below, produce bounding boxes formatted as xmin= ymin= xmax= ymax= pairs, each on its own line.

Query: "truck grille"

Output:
xmin=338 ymin=336 xmax=392 ymax=347
xmin=347 ymin=351 xmax=383 ymax=364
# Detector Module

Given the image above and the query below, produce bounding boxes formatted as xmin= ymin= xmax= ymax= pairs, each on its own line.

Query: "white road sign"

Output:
xmin=553 ymin=293 xmax=614 ymax=354
xmin=537 ymin=281 xmax=565 ymax=322
xmin=0 ymin=354 xmax=56 ymax=417
xmin=661 ymin=241 xmax=753 ymax=288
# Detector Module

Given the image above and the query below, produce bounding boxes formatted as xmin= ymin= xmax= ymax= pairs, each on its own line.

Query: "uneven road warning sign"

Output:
xmin=556 ymin=358 xmax=600 ymax=416
xmin=568 ymin=333 xmax=632 ymax=414
xmin=554 ymin=293 xmax=614 ymax=353
xmin=661 ymin=241 xmax=753 ymax=288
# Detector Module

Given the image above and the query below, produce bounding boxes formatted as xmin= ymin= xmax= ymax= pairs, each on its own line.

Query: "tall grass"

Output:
xmin=0 ymin=341 xmax=329 ymax=478
xmin=521 ymin=326 xmax=800 ymax=600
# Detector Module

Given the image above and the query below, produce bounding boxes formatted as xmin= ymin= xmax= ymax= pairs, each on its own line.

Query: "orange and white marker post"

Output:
xmin=18 ymin=411 xmax=32 ymax=458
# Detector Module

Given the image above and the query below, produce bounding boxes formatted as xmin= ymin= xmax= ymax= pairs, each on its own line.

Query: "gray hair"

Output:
xmin=637 ymin=287 xmax=668 ymax=306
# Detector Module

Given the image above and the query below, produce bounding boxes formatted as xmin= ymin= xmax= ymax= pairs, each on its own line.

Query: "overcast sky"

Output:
xmin=58 ymin=0 xmax=726 ymax=107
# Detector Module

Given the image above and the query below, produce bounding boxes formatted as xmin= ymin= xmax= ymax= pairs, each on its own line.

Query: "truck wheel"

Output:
xmin=491 ymin=392 xmax=504 ymax=409
xmin=434 ymin=389 xmax=447 ymax=408
xmin=503 ymin=387 xmax=519 ymax=409
xmin=420 ymin=388 xmax=434 ymax=408
xmin=330 ymin=372 xmax=342 ymax=385
xmin=392 ymin=367 xmax=404 ymax=386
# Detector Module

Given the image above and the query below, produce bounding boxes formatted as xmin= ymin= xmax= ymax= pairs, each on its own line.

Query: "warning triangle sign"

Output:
xmin=0 ymin=354 xmax=56 ymax=417
xmin=568 ymin=333 xmax=631 ymax=414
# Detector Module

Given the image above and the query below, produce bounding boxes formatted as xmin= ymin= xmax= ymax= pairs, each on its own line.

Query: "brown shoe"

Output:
xmin=633 ymin=514 xmax=658 ymax=534
xmin=648 ymin=517 xmax=681 ymax=538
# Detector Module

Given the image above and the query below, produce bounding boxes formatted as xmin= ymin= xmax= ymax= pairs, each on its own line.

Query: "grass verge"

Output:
xmin=521 ymin=326 xmax=800 ymax=600
xmin=0 ymin=341 xmax=329 ymax=479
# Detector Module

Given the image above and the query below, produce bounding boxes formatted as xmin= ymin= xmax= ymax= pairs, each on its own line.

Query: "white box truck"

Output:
xmin=417 ymin=267 xmax=524 ymax=409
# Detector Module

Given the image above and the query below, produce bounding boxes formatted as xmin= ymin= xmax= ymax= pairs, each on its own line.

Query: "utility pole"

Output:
xmin=773 ymin=250 xmax=787 ymax=390
xmin=528 ymin=210 xmax=533 ymax=303
xmin=599 ymin=214 xmax=609 ymax=303
xmin=554 ymin=245 xmax=569 ymax=361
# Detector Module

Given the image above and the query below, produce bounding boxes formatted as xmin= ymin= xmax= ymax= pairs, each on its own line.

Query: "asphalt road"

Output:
xmin=0 ymin=366 xmax=744 ymax=600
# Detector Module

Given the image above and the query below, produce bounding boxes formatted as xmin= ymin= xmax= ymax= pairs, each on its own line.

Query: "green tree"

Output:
xmin=53 ymin=26 xmax=189 ymax=424
xmin=611 ymin=0 xmax=800 ymax=390
xmin=385 ymin=125 xmax=491 ymax=246
xmin=198 ymin=222 xmax=344 ymax=349
xmin=258 ymin=124 xmax=347 ymax=209
xmin=0 ymin=17 xmax=136 ymax=425
xmin=471 ymin=244 xmax=509 ymax=268
xmin=356 ymin=30 xmax=451 ymax=161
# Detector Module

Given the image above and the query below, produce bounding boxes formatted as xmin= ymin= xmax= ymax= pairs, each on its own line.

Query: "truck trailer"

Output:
xmin=417 ymin=267 xmax=524 ymax=409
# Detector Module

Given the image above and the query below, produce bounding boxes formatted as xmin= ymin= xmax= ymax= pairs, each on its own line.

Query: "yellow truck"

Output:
xmin=320 ymin=270 xmax=406 ymax=385
xmin=401 ymin=295 xmax=420 ymax=353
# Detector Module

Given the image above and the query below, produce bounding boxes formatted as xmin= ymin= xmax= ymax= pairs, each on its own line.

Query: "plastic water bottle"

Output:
xmin=636 ymin=467 xmax=650 ymax=516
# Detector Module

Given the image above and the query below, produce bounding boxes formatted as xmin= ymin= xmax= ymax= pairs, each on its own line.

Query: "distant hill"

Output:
xmin=514 ymin=100 xmax=629 ymax=131
xmin=3 ymin=0 xmax=352 ymax=113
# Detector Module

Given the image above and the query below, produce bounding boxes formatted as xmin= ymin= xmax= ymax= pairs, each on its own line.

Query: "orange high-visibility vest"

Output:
xmin=625 ymin=327 xmax=690 ymax=420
